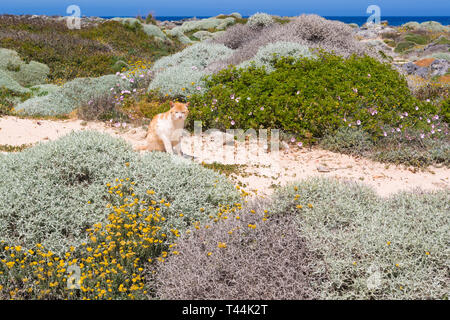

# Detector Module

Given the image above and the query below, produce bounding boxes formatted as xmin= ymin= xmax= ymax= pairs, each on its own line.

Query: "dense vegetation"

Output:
xmin=0 ymin=15 xmax=182 ymax=82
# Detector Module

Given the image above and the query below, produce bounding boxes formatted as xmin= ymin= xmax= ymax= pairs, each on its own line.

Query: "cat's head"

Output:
xmin=169 ymin=101 xmax=189 ymax=121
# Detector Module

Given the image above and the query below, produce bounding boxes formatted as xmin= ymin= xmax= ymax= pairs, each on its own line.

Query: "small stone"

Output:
xmin=317 ymin=166 xmax=331 ymax=173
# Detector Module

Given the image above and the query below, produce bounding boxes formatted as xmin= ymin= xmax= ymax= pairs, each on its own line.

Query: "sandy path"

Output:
xmin=1 ymin=116 xmax=449 ymax=197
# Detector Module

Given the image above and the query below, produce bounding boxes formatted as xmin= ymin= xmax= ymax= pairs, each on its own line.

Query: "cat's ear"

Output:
xmin=169 ymin=101 xmax=174 ymax=107
xmin=185 ymin=102 xmax=190 ymax=108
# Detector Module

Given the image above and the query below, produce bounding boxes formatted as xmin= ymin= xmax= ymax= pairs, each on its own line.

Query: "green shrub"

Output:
xmin=0 ymin=131 xmax=239 ymax=254
xmin=188 ymin=52 xmax=439 ymax=140
xmin=0 ymin=87 xmax=32 ymax=115
xmin=320 ymin=127 xmax=374 ymax=156
xmin=404 ymin=33 xmax=430 ymax=45
xmin=271 ymin=178 xmax=449 ymax=299
xmin=394 ymin=41 xmax=416 ymax=53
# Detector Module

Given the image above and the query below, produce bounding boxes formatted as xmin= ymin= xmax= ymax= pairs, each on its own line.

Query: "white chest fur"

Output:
xmin=156 ymin=118 xmax=185 ymax=142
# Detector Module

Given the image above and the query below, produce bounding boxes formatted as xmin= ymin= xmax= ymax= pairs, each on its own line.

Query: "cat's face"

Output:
xmin=170 ymin=102 xmax=189 ymax=121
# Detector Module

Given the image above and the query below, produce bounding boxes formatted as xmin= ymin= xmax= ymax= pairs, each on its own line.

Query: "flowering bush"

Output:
xmin=189 ymin=52 xmax=442 ymax=143
xmin=0 ymin=131 xmax=239 ymax=254
xmin=0 ymin=179 xmax=180 ymax=300
xmin=270 ymin=177 xmax=450 ymax=299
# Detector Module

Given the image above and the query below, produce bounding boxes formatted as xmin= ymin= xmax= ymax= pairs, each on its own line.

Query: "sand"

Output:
xmin=1 ymin=115 xmax=449 ymax=197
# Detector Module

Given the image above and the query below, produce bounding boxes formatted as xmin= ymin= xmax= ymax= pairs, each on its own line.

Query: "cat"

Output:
xmin=136 ymin=101 xmax=189 ymax=155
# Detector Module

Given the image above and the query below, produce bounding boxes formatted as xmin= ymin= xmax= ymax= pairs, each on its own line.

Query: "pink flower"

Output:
xmin=230 ymin=94 xmax=235 ymax=100
xmin=356 ymin=120 xmax=361 ymax=126
xmin=396 ymin=128 xmax=401 ymax=132
xmin=420 ymin=133 xmax=425 ymax=139
xmin=367 ymin=73 xmax=371 ymax=77
xmin=290 ymin=137 xmax=296 ymax=143
xmin=230 ymin=120 xmax=235 ymax=126
xmin=297 ymin=142 xmax=303 ymax=148
xmin=122 ymin=122 xmax=127 ymax=127
xmin=415 ymin=106 xmax=419 ymax=111
xmin=383 ymin=132 xmax=387 ymax=137
xmin=260 ymin=107 xmax=264 ymax=111
xmin=114 ymin=122 xmax=121 ymax=128
xmin=352 ymin=88 xmax=358 ymax=93
xmin=196 ymin=86 xmax=202 ymax=91
xmin=296 ymin=91 xmax=300 ymax=95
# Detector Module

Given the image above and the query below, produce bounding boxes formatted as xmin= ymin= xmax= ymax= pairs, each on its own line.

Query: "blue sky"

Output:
xmin=0 ymin=0 xmax=449 ymax=17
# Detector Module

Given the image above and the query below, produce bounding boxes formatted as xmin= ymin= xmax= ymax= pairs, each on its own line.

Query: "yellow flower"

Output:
xmin=387 ymin=241 xmax=391 ymax=246
xmin=218 ymin=242 xmax=227 ymax=248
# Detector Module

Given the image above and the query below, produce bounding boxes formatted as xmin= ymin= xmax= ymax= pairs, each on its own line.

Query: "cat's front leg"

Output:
xmin=160 ymin=135 xmax=174 ymax=154
xmin=173 ymin=140 xmax=182 ymax=155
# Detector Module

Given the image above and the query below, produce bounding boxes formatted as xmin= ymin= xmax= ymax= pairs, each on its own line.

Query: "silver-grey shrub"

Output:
xmin=0 ymin=69 xmax=30 ymax=94
xmin=0 ymin=131 xmax=239 ymax=254
xmin=149 ymin=43 xmax=234 ymax=98
xmin=270 ymin=177 xmax=449 ymax=299
xmin=247 ymin=12 xmax=275 ymax=30
xmin=0 ymin=48 xmax=49 ymax=87
xmin=15 ymin=74 xmax=132 ymax=116
xmin=154 ymin=200 xmax=325 ymax=299
xmin=238 ymin=41 xmax=316 ymax=72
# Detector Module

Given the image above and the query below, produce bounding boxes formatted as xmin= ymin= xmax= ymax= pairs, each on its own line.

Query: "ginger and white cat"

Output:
xmin=136 ymin=101 xmax=189 ymax=154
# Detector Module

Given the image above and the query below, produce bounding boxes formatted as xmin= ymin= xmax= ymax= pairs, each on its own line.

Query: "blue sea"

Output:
xmin=101 ymin=16 xmax=450 ymax=26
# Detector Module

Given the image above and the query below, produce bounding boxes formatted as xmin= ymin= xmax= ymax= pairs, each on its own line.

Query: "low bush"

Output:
xmin=404 ymin=33 xmax=430 ymax=45
xmin=246 ymin=13 xmax=275 ymax=30
xmin=154 ymin=200 xmax=325 ymax=299
xmin=149 ymin=43 xmax=234 ymax=98
xmin=320 ymin=127 xmax=374 ymax=156
xmin=270 ymin=178 xmax=449 ymax=299
xmin=0 ymin=16 xmax=181 ymax=82
xmin=395 ymin=41 xmax=416 ymax=53
xmin=0 ymin=131 xmax=239 ymax=254
xmin=0 ymin=178 xmax=177 ymax=299
xmin=15 ymin=74 xmax=133 ymax=116
xmin=0 ymin=69 xmax=30 ymax=94
xmin=238 ymin=41 xmax=316 ymax=72
xmin=189 ymin=52 xmax=440 ymax=141
xmin=0 ymin=87 xmax=32 ymax=115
